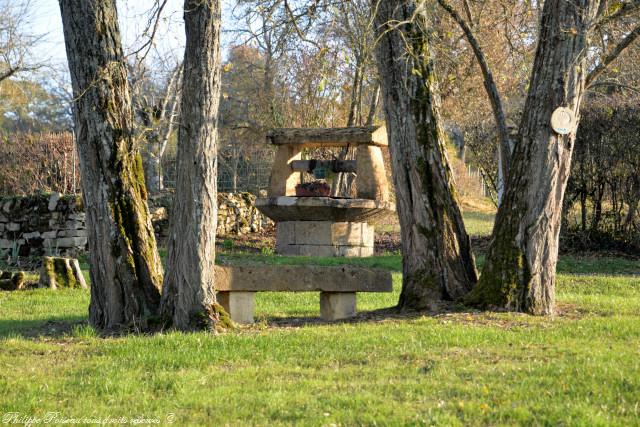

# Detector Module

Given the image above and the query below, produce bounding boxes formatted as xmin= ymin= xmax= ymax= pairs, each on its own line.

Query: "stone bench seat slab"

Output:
xmin=214 ymin=265 xmax=392 ymax=293
xmin=214 ymin=265 xmax=392 ymax=323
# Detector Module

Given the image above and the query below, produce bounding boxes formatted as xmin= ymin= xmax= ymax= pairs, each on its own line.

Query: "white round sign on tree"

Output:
xmin=550 ymin=107 xmax=575 ymax=135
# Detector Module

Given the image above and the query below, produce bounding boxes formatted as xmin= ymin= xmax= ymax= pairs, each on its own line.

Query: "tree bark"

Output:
xmin=466 ymin=0 xmax=602 ymax=314
xmin=160 ymin=0 xmax=229 ymax=331
xmin=59 ymin=0 xmax=164 ymax=331
xmin=373 ymin=0 xmax=477 ymax=309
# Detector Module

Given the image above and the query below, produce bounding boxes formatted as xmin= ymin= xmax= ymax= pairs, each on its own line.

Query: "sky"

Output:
xmin=24 ymin=0 xmax=237 ymax=72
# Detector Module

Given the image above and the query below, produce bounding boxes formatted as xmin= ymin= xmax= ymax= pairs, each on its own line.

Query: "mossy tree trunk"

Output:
xmin=372 ymin=0 xmax=477 ymax=309
xmin=160 ymin=0 xmax=228 ymax=331
xmin=466 ymin=0 xmax=603 ymax=314
xmin=59 ymin=0 xmax=163 ymax=331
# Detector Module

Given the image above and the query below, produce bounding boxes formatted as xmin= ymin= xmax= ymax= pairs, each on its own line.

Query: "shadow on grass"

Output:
xmin=262 ymin=301 xmax=588 ymax=329
xmin=263 ymin=303 xmax=465 ymax=328
xmin=1 ymin=302 xmax=592 ymax=338
xmin=0 ymin=317 xmax=87 ymax=339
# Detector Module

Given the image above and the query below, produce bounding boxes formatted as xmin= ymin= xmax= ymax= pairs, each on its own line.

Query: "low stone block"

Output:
xmin=0 ymin=239 xmax=13 ymax=249
xmin=331 ymin=222 xmax=364 ymax=246
xmin=276 ymin=222 xmax=296 ymax=246
xmin=320 ymin=292 xmax=356 ymax=321
xmin=297 ymin=244 xmax=336 ymax=257
xmin=336 ymin=246 xmax=362 ymax=257
xmin=217 ymin=291 xmax=255 ymax=324
xmin=67 ymin=213 xmax=85 ymax=221
xmin=48 ymin=192 xmax=61 ymax=211
xmin=22 ymin=231 xmax=41 ymax=240
xmin=360 ymin=246 xmax=374 ymax=257
xmin=362 ymin=224 xmax=374 ymax=247
xmin=294 ymin=221 xmax=333 ymax=245
xmin=57 ymin=229 xmax=87 ymax=238
xmin=6 ymin=222 xmax=20 ymax=232
xmin=56 ymin=237 xmax=87 ymax=248
xmin=41 ymin=231 xmax=58 ymax=239
xmin=276 ymin=243 xmax=299 ymax=256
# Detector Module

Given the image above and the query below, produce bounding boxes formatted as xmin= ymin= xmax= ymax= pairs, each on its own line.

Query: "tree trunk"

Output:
xmin=373 ymin=0 xmax=477 ymax=309
xmin=143 ymin=149 xmax=163 ymax=194
xmin=161 ymin=0 xmax=229 ymax=331
xmin=624 ymin=175 xmax=639 ymax=231
xmin=59 ymin=0 xmax=163 ymax=331
xmin=466 ymin=0 xmax=602 ymax=314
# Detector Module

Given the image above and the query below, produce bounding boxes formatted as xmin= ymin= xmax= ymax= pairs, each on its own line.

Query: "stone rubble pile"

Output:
xmin=217 ymin=192 xmax=268 ymax=235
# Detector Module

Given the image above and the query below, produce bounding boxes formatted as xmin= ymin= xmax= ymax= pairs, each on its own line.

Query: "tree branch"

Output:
xmin=436 ymin=0 xmax=512 ymax=184
xmin=586 ymin=24 xmax=640 ymax=88
xmin=594 ymin=0 xmax=640 ymax=30
xmin=128 ymin=0 xmax=169 ymax=64
xmin=588 ymin=81 xmax=640 ymax=94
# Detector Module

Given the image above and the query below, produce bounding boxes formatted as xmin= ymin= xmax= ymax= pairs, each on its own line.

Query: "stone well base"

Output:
xmin=275 ymin=221 xmax=374 ymax=257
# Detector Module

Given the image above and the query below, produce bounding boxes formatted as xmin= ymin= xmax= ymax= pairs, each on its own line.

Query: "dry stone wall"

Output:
xmin=149 ymin=191 xmax=268 ymax=239
xmin=0 ymin=192 xmax=267 ymax=257
xmin=0 ymin=193 xmax=86 ymax=257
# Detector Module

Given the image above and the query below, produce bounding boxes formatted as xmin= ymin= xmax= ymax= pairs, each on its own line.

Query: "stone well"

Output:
xmin=256 ymin=126 xmax=394 ymax=257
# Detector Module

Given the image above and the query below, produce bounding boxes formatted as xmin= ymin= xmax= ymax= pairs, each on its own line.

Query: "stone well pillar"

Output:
xmin=275 ymin=221 xmax=374 ymax=257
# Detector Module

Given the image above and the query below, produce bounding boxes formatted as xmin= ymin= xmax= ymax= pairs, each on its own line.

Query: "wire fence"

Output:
xmin=162 ymin=146 xmax=274 ymax=195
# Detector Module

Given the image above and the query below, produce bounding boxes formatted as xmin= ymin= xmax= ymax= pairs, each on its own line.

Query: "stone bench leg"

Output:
xmin=320 ymin=292 xmax=356 ymax=321
xmin=218 ymin=291 xmax=256 ymax=324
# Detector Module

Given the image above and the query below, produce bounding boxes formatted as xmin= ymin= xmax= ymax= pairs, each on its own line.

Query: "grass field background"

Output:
xmin=1 ymin=201 xmax=639 ymax=425
xmin=1 ymin=252 xmax=639 ymax=426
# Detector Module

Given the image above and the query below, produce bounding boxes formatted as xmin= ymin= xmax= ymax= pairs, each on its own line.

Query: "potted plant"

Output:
xmin=295 ymin=180 xmax=331 ymax=197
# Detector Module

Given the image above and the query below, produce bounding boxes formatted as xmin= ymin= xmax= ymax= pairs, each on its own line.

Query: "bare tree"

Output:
xmin=434 ymin=0 xmax=639 ymax=206
xmin=130 ymin=61 xmax=183 ymax=194
xmin=467 ymin=0 xmax=640 ymax=314
xmin=373 ymin=0 xmax=477 ymax=309
xmin=59 ymin=0 xmax=164 ymax=331
xmin=436 ymin=0 xmax=512 ymax=203
xmin=331 ymin=0 xmax=380 ymax=197
xmin=160 ymin=0 xmax=228 ymax=331
xmin=0 ymin=1 xmax=43 ymax=83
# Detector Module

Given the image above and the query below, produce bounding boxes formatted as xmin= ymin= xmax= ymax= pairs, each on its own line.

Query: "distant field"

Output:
xmin=374 ymin=196 xmax=497 ymax=237
xmin=1 ymin=252 xmax=639 ymax=426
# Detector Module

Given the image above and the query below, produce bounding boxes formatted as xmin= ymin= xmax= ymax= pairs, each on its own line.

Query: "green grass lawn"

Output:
xmin=375 ymin=209 xmax=496 ymax=237
xmin=1 ymin=253 xmax=639 ymax=426
xmin=461 ymin=211 xmax=496 ymax=237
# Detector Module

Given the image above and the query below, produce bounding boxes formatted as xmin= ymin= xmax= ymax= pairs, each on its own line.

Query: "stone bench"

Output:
xmin=214 ymin=265 xmax=393 ymax=323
